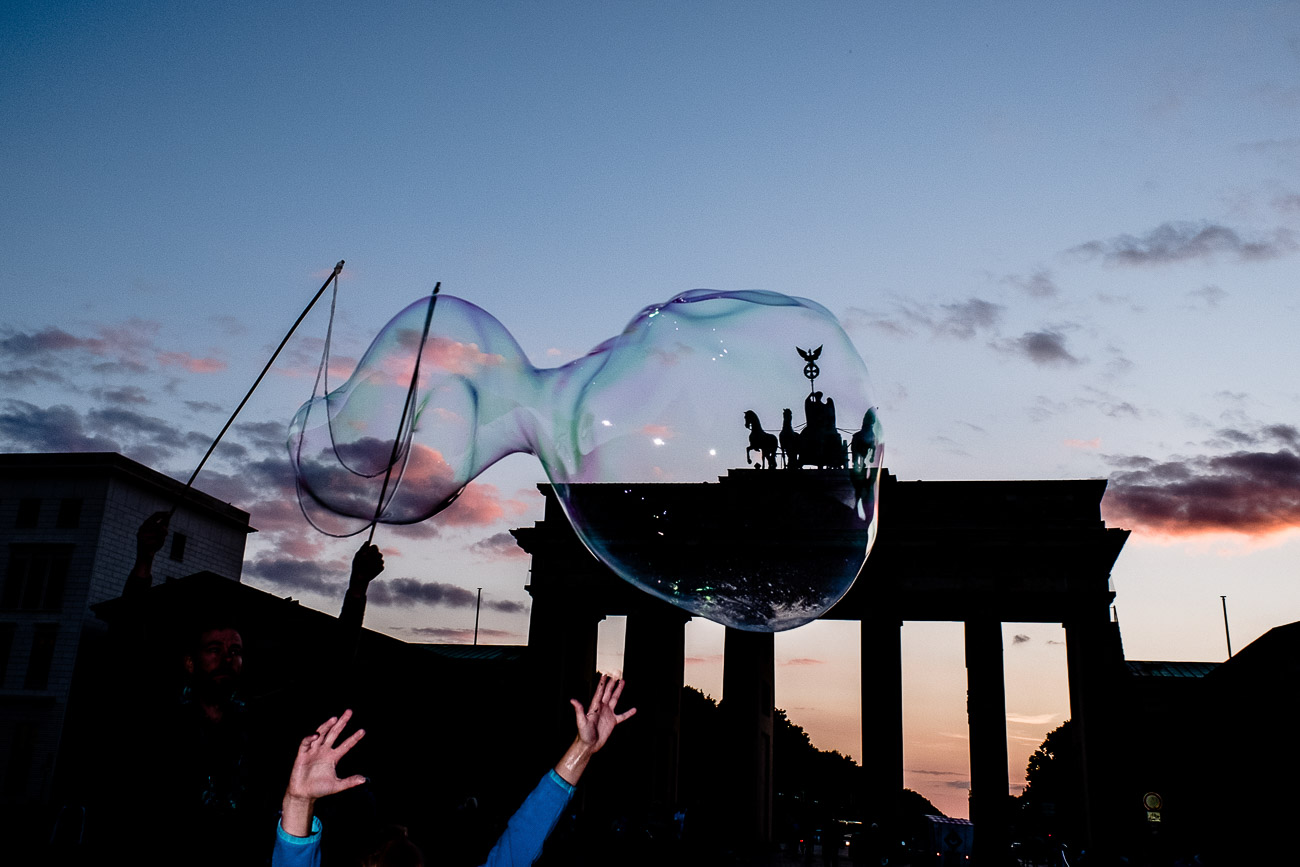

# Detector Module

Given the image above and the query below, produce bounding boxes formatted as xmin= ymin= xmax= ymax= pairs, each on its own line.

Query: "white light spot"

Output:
xmin=652 ymin=437 xmax=665 ymax=446
xmin=601 ymin=419 xmax=613 ymax=427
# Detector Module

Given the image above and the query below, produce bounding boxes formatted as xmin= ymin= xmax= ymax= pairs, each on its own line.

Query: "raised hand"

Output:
xmin=570 ymin=673 xmax=636 ymax=753
xmin=137 ymin=511 xmax=171 ymax=558
xmin=557 ymin=674 xmax=636 ymax=785
xmin=281 ymin=710 xmax=367 ymax=837
xmin=349 ymin=543 xmax=385 ymax=589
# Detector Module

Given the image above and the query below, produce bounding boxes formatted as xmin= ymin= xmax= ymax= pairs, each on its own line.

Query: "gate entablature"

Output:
xmin=825 ymin=473 xmax=1127 ymax=622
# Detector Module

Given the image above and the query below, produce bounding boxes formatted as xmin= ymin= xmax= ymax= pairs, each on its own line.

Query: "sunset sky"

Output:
xmin=4 ymin=2 xmax=1299 ymax=818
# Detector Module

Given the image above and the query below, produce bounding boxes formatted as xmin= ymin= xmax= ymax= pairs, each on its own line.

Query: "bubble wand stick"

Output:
xmin=365 ymin=282 xmax=440 ymax=544
xmin=183 ymin=260 xmax=346 ymax=491
xmin=139 ymin=261 xmax=345 ymax=563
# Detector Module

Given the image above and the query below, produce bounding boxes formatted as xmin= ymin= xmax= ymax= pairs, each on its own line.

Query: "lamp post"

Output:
xmin=1220 ymin=595 xmax=1232 ymax=659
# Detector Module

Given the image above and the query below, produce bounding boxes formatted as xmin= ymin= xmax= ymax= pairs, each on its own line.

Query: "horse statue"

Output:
xmin=743 ymin=410 xmax=779 ymax=469
xmin=779 ymin=408 xmax=799 ymax=469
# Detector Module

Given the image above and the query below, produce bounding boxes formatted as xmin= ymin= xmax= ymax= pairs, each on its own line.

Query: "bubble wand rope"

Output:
xmin=365 ymin=282 xmax=440 ymax=544
xmin=176 ymin=261 xmax=345 ymax=511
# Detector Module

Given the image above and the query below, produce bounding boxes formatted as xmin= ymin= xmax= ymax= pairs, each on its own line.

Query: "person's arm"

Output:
xmin=273 ymin=710 xmax=367 ymax=867
xmin=482 ymin=675 xmax=636 ymax=867
xmin=338 ymin=543 xmax=384 ymax=637
xmin=123 ymin=511 xmax=169 ymax=595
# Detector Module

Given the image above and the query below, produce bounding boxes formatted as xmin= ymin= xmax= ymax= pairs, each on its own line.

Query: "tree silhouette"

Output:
xmin=1015 ymin=719 xmax=1082 ymax=849
xmin=678 ymin=686 xmax=943 ymax=856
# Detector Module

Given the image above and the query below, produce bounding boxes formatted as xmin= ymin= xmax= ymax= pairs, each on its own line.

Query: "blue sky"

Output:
xmin=3 ymin=1 xmax=1299 ymax=817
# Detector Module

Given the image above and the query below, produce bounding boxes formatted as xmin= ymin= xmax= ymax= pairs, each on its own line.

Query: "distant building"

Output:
xmin=1111 ymin=624 xmax=1299 ymax=863
xmin=0 ymin=452 xmax=252 ymax=805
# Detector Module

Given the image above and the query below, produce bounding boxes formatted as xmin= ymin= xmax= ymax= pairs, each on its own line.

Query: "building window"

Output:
xmin=1 ymin=545 xmax=73 ymax=612
xmin=0 ymin=622 xmax=14 ymax=688
xmin=170 ymin=532 xmax=187 ymax=563
xmin=25 ymin=623 xmax=58 ymax=689
xmin=56 ymin=498 xmax=82 ymax=529
xmin=15 ymin=498 xmax=40 ymax=529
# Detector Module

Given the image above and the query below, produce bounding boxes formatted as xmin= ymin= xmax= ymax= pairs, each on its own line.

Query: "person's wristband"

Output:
xmin=277 ymin=814 xmax=322 ymax=842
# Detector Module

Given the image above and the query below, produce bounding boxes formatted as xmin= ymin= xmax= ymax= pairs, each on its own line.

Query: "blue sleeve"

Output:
xmin=272 ymin=815 xmax=322 ymax=867
xmin=480 ymin=770 xmax=576 ymax=867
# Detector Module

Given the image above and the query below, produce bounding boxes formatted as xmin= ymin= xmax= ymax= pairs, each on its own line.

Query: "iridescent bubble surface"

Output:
xmin=289 ymin=289 xmax=883 ymax=631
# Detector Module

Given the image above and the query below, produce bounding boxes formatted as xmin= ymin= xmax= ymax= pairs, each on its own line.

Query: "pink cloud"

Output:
xmin=437 ymin=481 xmax=509 ymax=527
xmin=424 ymin=337 xmax=505 ymax=376
xmin=1104 ymin=448 xmax=1300 ymax=537
xmin=1065 ymin=437 xmax=1101 ymax=450
xmin=276 ymin=534 xmax=332 ymax=561
xmin=685 ymin=654 xmax=724 ymax=665
xmin=157 ymin=351 xmax=226 ymax=373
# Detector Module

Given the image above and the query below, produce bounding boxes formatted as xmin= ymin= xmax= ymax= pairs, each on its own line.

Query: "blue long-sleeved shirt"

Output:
xmin=272 ymin=770 xmax=576 ymax=867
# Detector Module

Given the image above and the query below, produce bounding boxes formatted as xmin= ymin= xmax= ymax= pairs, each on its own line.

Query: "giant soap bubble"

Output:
xmin=289 ymin=289 xmax=883 ymax=631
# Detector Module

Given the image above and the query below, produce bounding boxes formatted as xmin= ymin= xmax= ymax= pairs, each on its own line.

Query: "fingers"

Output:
xmin=353 ymin=543 xmax=384 ymax=575
xmin=573 ymin=674 xmax=631 ymax=721
xmin=588 ymin=673 xmax=627 ymax=710
xmin=606 ymin=676 xmax=626 ymax=709
xmin=335 ymin=727 xmax=366 ymax=758
xmin=309 ymin=710 xmax=358 ymax=753
xmin=615 ymin=707 xmax=637 ymax=724
xmin=322 ymin=709 xmax=353 ymax=747
xmin=338 ymin=774 xmax=368 ymax=791
xmin=587 ymin=672 xmax=609 ymax=712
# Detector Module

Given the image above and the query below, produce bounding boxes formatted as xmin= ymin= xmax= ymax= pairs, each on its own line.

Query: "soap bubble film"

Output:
xmin=289 ymin=289 xmax=883 ymax=631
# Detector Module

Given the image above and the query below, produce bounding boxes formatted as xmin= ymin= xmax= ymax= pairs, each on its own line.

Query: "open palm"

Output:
xmin=286 ymin=709 xmax=367 ymax=801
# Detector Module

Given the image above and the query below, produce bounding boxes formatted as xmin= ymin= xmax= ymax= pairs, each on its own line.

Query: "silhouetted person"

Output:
xmin=272 ymin=675 xmax=637 ymax=867
xmin=93 ymin=515 xmax=268 ymax=863
xmin=105 ymin=614 xmax=279 ymax=867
